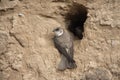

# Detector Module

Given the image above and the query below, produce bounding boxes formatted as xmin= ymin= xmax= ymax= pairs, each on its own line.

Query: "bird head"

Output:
xmin=53 ymin=27 xmax=64 ymax=37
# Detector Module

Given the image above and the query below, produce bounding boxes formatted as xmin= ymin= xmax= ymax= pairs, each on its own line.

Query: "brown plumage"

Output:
xmin=53 ymin=27 xmax=77 ymax=71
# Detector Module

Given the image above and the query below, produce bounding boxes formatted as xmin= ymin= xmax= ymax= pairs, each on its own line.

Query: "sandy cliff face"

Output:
xmin=0 ymin=0 xmax=120 ymax=80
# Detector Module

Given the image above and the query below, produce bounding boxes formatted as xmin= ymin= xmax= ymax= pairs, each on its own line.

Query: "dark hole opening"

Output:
xmin=65 ymin=3 xmax=88 ymax=39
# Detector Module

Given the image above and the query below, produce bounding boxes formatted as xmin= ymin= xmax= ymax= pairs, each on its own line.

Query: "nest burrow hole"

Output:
xmin=65 ymin=3 xmax=88 ymax=39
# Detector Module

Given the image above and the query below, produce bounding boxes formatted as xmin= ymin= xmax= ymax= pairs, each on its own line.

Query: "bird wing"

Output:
xmin=54 ymin=38 xmax=75 ymax=63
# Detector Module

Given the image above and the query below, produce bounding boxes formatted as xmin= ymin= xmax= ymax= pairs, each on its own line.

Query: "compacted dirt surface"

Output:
xmin=0 ymin=0 xmax=120 ymax=80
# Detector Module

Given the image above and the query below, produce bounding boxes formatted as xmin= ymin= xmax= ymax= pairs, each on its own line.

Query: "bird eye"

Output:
xmin=55 ymin=28 xmax=60 ymax=31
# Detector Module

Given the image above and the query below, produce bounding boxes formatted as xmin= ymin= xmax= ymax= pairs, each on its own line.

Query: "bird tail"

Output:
xmin=57 ymin=55 xmax=67 ymax=71
xmin=57 ymin=55 xmax=77 ymax=71
xmin=67 ymin=61 xmax=77 ymax=69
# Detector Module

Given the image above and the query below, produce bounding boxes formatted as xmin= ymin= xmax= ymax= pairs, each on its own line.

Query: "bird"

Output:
xmin=53 ymin=27 xmax=77 ymax=71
